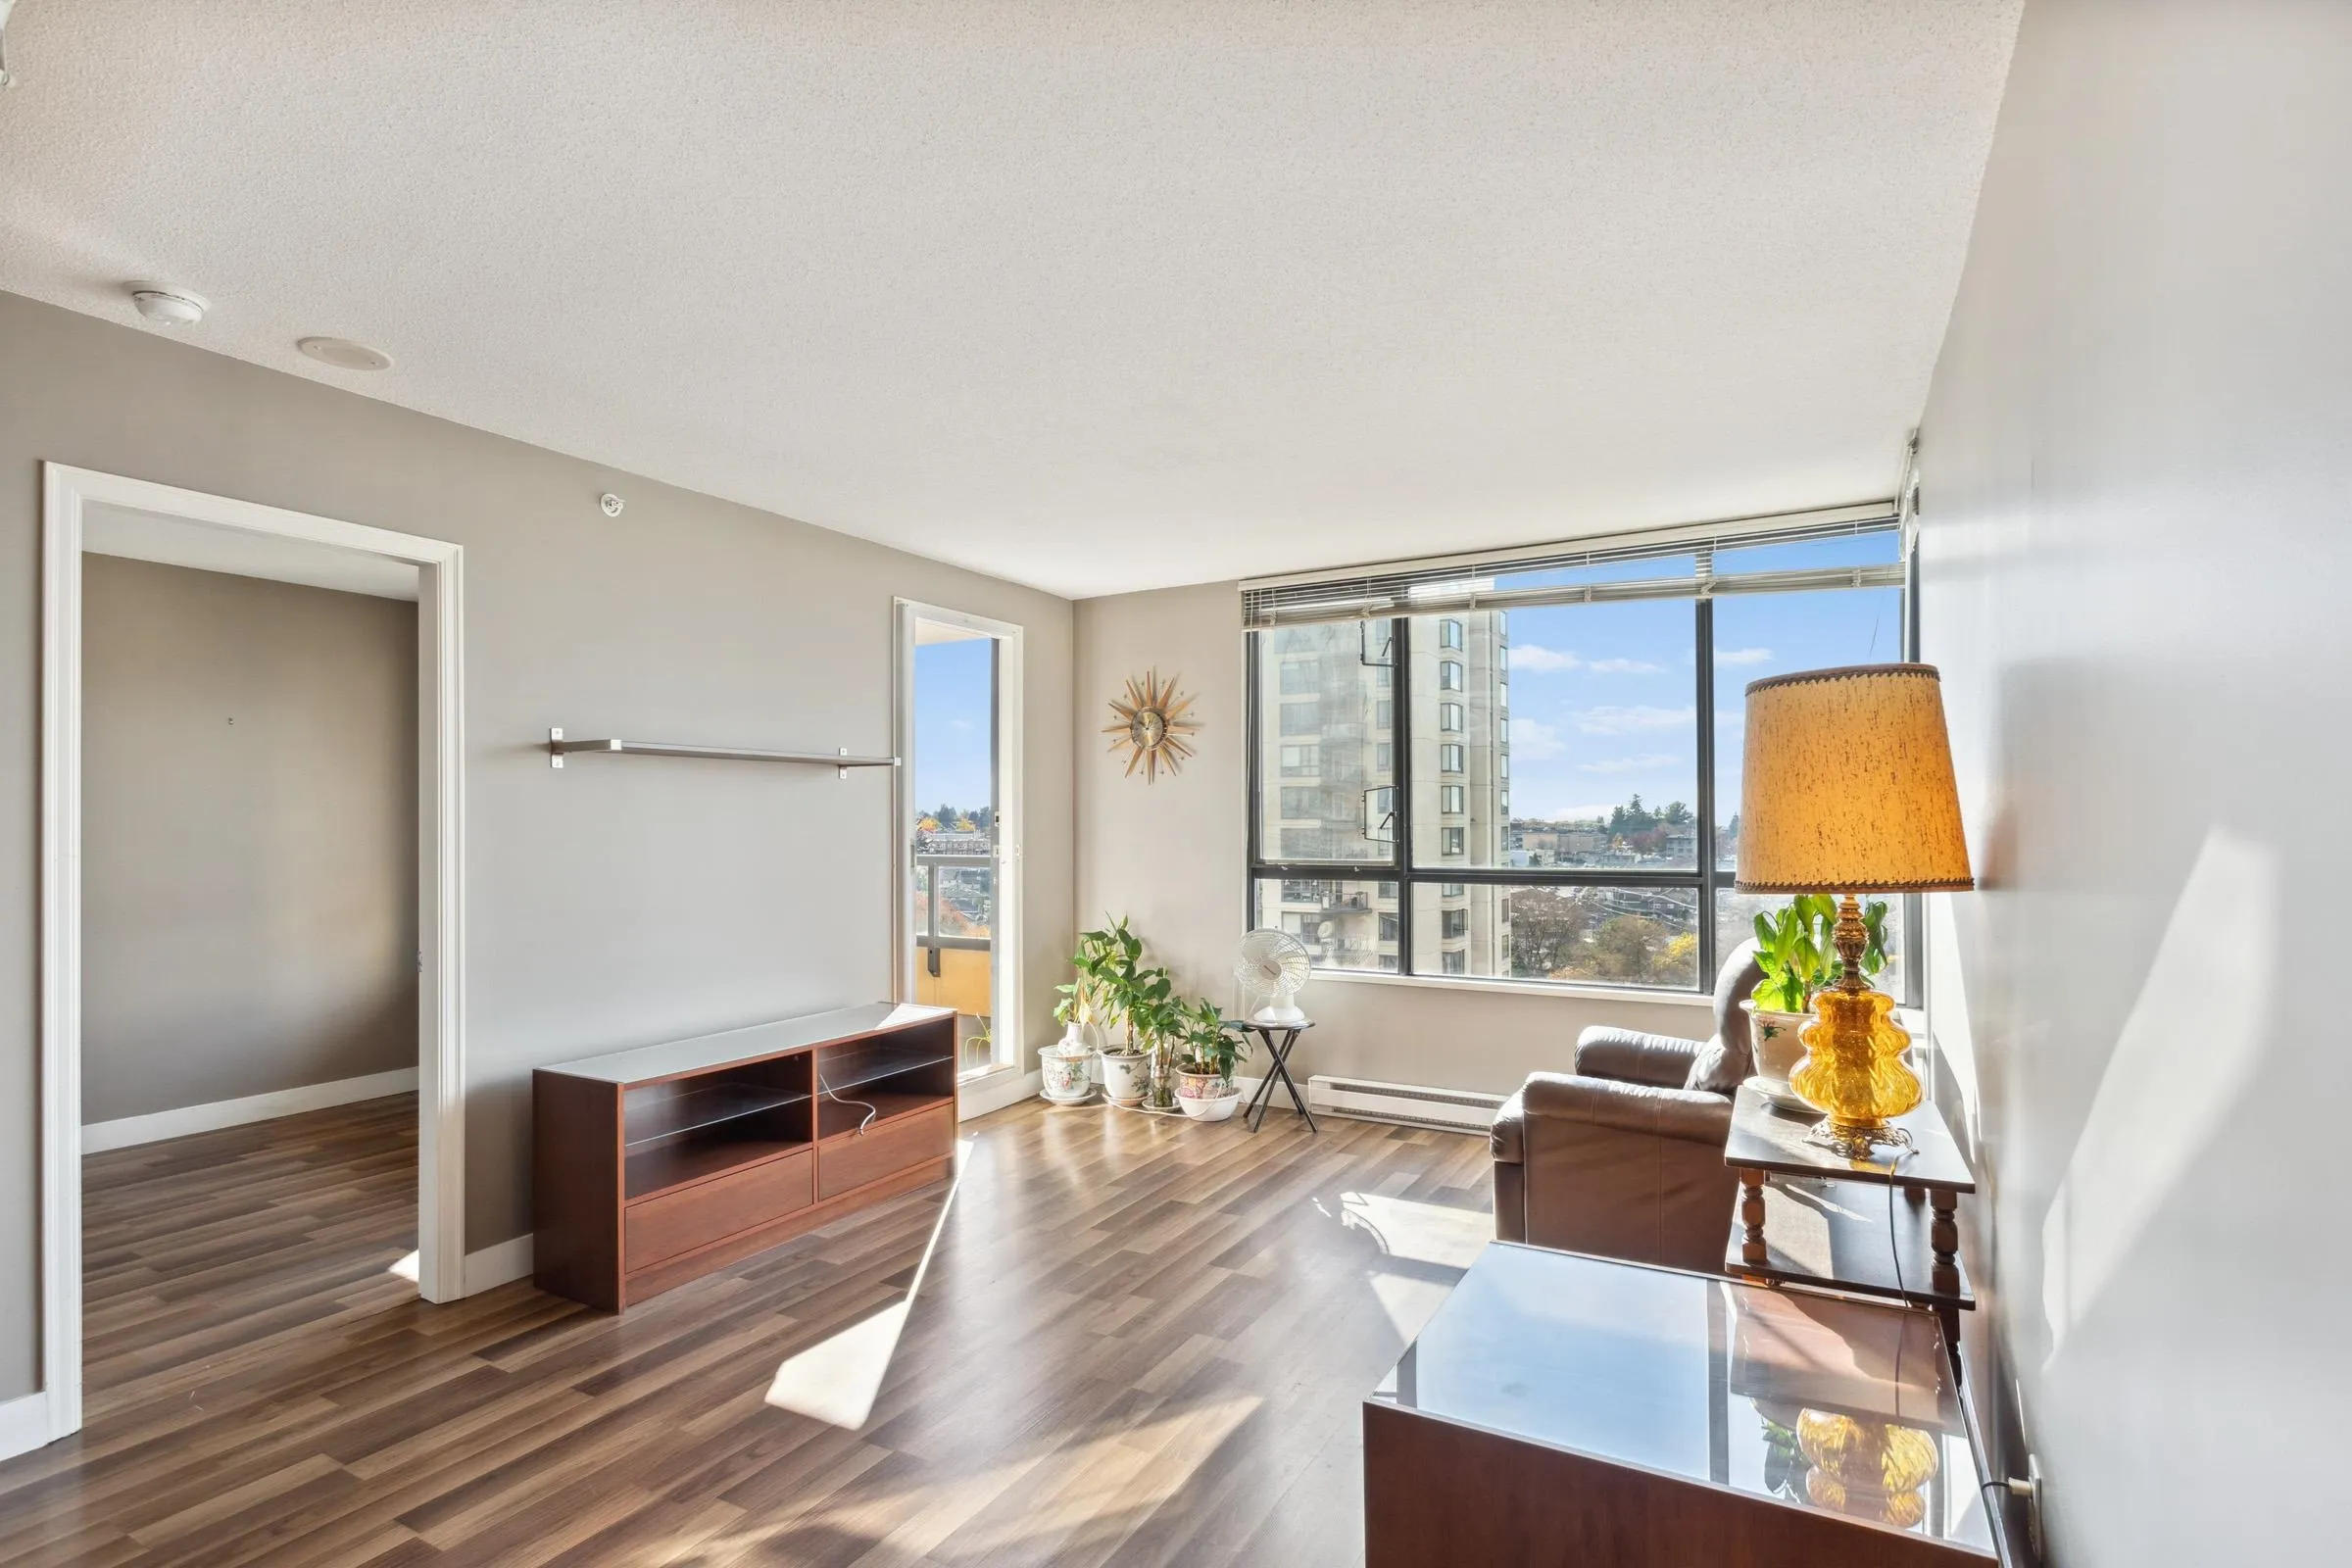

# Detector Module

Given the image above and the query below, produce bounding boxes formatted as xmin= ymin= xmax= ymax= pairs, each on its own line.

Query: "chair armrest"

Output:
xmin=1573 ymin=1027 xmax=1704 ymax=1089
xmin=1522 ymin=1071 xmax=1734 ymax=1146
xmin=1490 ymin=1089 xmax=1526 ymax=1165
xmin=1513 ymin=1073 xmax=1739 ymax=1270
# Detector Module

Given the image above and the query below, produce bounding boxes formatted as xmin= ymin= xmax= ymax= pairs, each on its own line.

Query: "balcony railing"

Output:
xmin=913 ymin=851 xmax=994 ymax=956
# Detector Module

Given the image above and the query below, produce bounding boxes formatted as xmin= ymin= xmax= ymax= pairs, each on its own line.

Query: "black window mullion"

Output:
xmin=1391 ymin=615 xmax=1413 ymax=976
xmin=1243 ymin=629 xmax=1262 ymax=936
xmin=1694 ymin=597 xmax=1718 ymax=987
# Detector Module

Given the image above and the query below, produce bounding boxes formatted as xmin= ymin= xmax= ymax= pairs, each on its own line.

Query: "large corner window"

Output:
xmin=1244 ymin=511 xmax=1916 ymax=996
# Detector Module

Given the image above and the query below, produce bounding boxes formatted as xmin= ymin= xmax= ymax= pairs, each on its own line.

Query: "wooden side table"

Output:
xmin=1722 ymin=1088 xmax=1977 ymax=1359
xmin=1221 ymin=1018 xmax=1316 ymax=1132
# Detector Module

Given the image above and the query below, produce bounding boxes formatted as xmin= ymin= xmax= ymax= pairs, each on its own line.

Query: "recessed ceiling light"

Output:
xmin=127 ymin=282 xmax=209 ymax=326
xmin=298 ymin=336 xmax=393 ymax=371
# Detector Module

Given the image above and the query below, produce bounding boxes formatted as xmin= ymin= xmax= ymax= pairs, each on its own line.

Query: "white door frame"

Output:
xmin=36 ymin=464 xmax=467 ymax=1448
xmin=893 ymin=600 xmax=1025 ymax=1111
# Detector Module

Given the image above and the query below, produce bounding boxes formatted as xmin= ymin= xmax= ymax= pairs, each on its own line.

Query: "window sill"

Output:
xmin=1309 ymin=967 xmax=1716 ymax=1008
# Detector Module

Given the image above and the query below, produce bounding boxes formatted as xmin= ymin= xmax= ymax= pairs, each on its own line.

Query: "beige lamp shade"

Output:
xmin=1735 ymin=663 xmax=1975 ymax=894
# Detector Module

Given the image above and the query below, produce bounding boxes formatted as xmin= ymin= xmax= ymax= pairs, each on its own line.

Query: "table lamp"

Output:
xmin=1735 ymin=663 xmax=1973 ymax=1156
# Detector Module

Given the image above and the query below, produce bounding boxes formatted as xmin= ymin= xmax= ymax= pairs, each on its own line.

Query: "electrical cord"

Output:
xmin=1869 ymin=1131 xmax=2031 ymax=1560
xmin=817 ymin=1071 xmax=878 ymax=1135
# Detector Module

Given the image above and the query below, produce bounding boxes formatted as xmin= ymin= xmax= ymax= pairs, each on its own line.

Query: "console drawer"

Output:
xmin=624 ymin=1148 xmax=813 ymax=1269
xmin=817 ymin=1103 xmax=953 ymax=1200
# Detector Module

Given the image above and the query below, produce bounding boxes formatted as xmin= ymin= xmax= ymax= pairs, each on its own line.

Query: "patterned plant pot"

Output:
xmin=1176 ymin=1070 xmax=1241 ymax=1122
xmin=1041 ymin=1043 xmax=1095 ymax=1103
xmin=1100 ymin=1051 xmax=1152 ymax=1107
xmin=1742 ymin=999 xmax=1813 ymax=1083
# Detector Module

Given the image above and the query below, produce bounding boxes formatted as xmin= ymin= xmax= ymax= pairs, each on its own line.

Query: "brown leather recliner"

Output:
xmin=1490 ymin=941 xmax=1765 ymax=1274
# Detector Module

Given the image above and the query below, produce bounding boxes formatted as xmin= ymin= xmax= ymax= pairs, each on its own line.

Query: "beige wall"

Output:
xmin=1074 ymin=582 xmax=1710 ymax=1095
xmin=0 ymin=290 xmax=1076 ymax=1398
xmin=82 ymin=558 xmax=418 ymax=1123
xmin=1917 ymin=2 xmax=2351 ymax=1562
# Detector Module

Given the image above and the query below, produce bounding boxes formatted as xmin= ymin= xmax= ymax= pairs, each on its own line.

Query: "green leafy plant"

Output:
xmin=1070 ymin=916 xmax=1174 ymax=1057
xmin=1749 ymin=895 xmax=1889 ymax=1012
xmin=1172 ymin=999 xmax=1242 ymax=1084
xmin=1054 ymin=924 xmax=1121 ymax=1030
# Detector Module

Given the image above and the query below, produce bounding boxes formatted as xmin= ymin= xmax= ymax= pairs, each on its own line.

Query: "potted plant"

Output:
xmin=1129 ymin=979 xmax=1193 ymax=1111
xmin=1170 ymin=998 xmax=1244 ymax=1122
xmin=1042 ymin=929 xmax=1118 ymax=1104
xmin=1042 ymin=988 xmax=1098 ymax=1103
xmin=1744 ymin=896 xmax=1890 ymax=1083
xmin=1084 ymin=917 xmax=1167 ymax=1107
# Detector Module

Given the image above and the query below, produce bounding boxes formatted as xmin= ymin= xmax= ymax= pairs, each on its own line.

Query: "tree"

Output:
xmin=1660 ymin=930 xmax=1699 ymax=981
xmin=1589 ymin=914 xmax=1668 ymax=982
xmin=1508 ymin=889 xmax=1593 ymax=978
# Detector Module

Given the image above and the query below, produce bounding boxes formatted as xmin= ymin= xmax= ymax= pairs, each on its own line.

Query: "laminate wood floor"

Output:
xmin=0 ymin=1093 xmax=1495 ymax=1566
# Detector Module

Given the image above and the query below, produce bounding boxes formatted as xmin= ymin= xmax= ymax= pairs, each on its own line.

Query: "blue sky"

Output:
xmin=912 ymin=637 xmax=994 ymax=814
xmin=1500 ymin=537 xmax=1902 ymax=826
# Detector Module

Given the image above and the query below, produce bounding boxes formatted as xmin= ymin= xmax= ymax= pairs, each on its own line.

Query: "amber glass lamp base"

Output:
xmin=1790 ymin=983 xmax=1921 ymax=1158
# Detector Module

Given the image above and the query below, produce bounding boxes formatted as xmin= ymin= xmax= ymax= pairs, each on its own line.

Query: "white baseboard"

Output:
xmin=0 ymin=1390 xmax=55 ymax=1462
xmin=464 ymin=1233 xmax=534 ymax=1294
xmin=82 ymin=1067 xmax=421 ymax=1153
xmin=957 ymin=1067 xmax=1043 ymax=1119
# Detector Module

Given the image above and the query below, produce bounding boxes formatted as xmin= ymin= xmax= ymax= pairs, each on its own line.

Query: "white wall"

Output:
xmin=1075 ymin=581 xmax=1711 ymax=1095
xmin=0 ymin=290 xmax=1076 ymax=1398
xmin=1918 ymin=2 xmax=2352 ymax=1562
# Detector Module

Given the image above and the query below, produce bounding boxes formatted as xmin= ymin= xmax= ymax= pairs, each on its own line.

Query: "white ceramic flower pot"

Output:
xmin=1101 ymin=1052 xmax=1152 ymax=1107
xmin=1176 ymin=1070 xmax=1241 ymax=1121
xmin=1041 ymin=1043 xmax=1095 ymax=1103
xmin=1741 ymin=999 xmax=1813 ymax=1083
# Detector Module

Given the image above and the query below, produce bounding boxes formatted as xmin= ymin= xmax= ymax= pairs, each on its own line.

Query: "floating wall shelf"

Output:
xmin=548 ymin=728 xmax=900 ymax=775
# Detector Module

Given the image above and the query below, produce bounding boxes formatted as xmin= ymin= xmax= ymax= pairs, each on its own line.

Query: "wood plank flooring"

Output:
xmin=0 ymin=1092 xmax=1494 ymax=1566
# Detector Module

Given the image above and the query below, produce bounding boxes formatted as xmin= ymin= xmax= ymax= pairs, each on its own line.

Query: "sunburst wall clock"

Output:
xmin=1104 ymin=668 xmax=1200 ymax=782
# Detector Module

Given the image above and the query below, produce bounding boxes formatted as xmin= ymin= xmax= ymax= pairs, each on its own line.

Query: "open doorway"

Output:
xmin=33 ymin=466 xmax=466 ymax=1452
xmin=895 ymin=602 xmax=1024 ymax=1112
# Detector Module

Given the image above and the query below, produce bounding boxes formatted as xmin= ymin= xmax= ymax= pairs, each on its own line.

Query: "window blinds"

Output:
xmin=1238 ymin=501 xmax=1903 ymax=628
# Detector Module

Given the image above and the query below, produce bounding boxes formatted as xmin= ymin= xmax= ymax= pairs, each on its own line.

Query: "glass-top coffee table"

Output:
xmin=1365 ymin=1243 xmax=1999 ymax=1566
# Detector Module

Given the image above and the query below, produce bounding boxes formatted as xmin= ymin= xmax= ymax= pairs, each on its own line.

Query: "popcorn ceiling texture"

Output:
xmin=0 ymin=1 xmax=2019 ymax=597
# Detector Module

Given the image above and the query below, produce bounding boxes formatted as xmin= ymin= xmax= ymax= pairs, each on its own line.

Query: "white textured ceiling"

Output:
xmin=0 ymin=2 xmax=2019 ymax=599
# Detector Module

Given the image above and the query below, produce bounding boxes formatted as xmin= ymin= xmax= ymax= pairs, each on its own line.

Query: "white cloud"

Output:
xmin=1510 ymin=716 xmax=1567 ymax=760
xmin=1717 ymin=647 xmax=1775 ymax=666
xmin=1578 ymin=752 xmax=1677 ymax=774
xmin=1545 ymin=805 xmax=1618 ymax=823
xmin=1510 ymin=646 xmax=1659 ymax=675
xmin=947 ymin=717 xmax=976 ymax=732
xmin=1574 ymin=705 xmax=1694 ymax=735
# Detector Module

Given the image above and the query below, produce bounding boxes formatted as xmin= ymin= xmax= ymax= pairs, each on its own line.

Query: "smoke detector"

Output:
xmin=297 ymin=336 xmax=394 ymax=371
xmin=127 ymin=283 xmax=209 ymax=327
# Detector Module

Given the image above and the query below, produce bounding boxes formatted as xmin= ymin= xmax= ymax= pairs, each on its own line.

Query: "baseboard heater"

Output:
xmin=1305 ymin=1074 xmax=1506 ymax=1134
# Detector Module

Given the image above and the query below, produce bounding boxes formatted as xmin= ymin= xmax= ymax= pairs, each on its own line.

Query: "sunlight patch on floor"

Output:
xmin=1339 ymin=1191 xmax=1490 ymax=1346
xmin=1367 ymin=1271 xmax=1458 ymax=1345
xmin=762 ymin=1139 xmax=969 ymax=1430
xmin=737 ymin=1392 xmax=1269 ymax=1562
xmin=388 ymin=1250 xmax=420 ymax=1282
xmin=1339 ymin=1190 xmax=1490 ymax=1270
